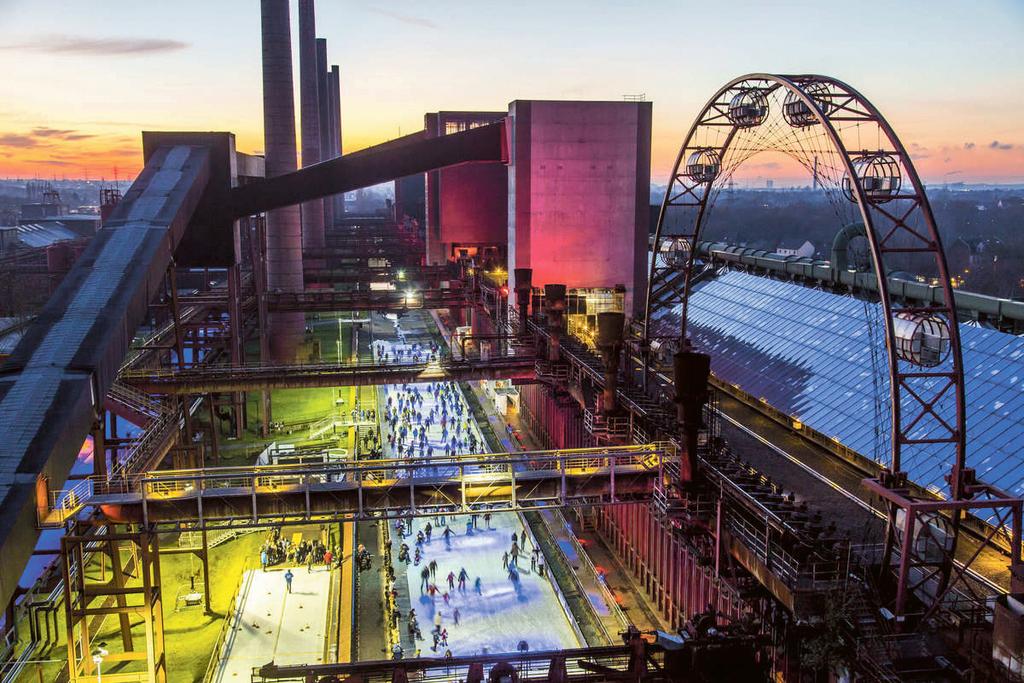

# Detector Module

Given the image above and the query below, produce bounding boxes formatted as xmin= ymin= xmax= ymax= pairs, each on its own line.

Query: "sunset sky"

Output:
xmin=0 ymin=0 xmax=1021 ymax=184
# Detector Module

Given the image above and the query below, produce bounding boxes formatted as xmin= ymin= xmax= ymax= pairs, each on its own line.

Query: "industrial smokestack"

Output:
xmin=261 ymin=0 xmax=304 ymax=361
xmin=315 ymin=39 xmax=334 ymax=224
xmin=330 ymin=65 xmax=342 ymax=155
xmin=329 ymin=65 xmax=342 ymax=217
xmin=298 ymin=0 xmax=325 ymax=253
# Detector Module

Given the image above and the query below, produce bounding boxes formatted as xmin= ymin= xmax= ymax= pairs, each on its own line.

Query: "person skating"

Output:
xmin=442 ymin=526 xmax=453 ymax=542
xmin=457 ymin=567 xmax=468 ymax=591
xmin=284 ymin=569 xmax=294 ymax=593
xmin=474 ymin=577 xmax=482 ymax=594
xmin=484 ymin=512 xmax=491 ymax=529
xmin=502 ymin=551 xmax=509 ymax=569
xmin=453 ymin=607 xmax=460 ymax=625
xmin=440 ymin=628 xmax=449 ymax=647
xmin=446 ymin=571 xmax=456 ymax=590
xmin=510 ymin=543 xmax=519 ymax=566
xmin=431 ymin=632 xmax=439 ymax=651
xmin=429 ymin=559 xmax=438 ymax=579
xmin=416 ymin=530 xmax=425 ymax=545
xmin=414 ymin=546 xmax=421 ymax=565
xmin=531 ymin=547 xmax=539 ymax=572
xmin=420 ymin=566 xmax=431 ymax=593
xmin=425 ymin=522 xmax=433 ymax=540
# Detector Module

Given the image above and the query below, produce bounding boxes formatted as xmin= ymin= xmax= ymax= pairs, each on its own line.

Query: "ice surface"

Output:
xmin=213 ymin=567 xmax=332 ymax=680
xmin=396 ymin=511 xmax=581 ymax=657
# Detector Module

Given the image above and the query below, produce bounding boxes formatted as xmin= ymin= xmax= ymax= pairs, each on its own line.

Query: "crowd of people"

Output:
xmin=383 ymin=381 xmax=482 ymax=459
xmin=373 ymin=338 xmax=445 ymax=365
xmin=375 ymin=323 xmax=550 ymax=660
xmin=387 ymin=515 xmax=485 ymax=659
xmin=257 ymin=529 xmax=337 ymax=573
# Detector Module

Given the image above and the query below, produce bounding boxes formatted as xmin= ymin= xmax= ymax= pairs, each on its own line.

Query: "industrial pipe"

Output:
xmin=544 ymin=284 xmax=567 ymax=363
xmin=514 ymin=267 xmax=532 ymax=336
xmin=673 ymin=345 xmax=710 ymax=484
xmin=597 ymin=311 xmax=625 ymax=415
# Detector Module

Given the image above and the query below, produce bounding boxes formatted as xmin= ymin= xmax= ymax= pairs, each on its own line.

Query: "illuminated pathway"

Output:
xmin=372 ymin=323 xmax=583 ymax=655
xmin=213 ymin=568 xmax=332 ymax=681
xmin=393 ymin=511 xmax=582 ymax=656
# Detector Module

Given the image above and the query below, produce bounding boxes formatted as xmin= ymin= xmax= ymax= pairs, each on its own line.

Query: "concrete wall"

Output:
xmin=507 ymin=100 xmax=651 ymax=316
xmin=425 ymin=111 xmax=508 ymax=265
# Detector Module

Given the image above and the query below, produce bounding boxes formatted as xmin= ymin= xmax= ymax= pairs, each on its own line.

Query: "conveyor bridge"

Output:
xmin=41 ymin=443 xmax=674 ymax=529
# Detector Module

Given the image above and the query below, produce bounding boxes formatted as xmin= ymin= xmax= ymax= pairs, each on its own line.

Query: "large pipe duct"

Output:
xmin=514 ymin=268 xmax=532 ymax=336
xmin=673 ymin=346 xmax=711 ymax=484
xmin=544 ymin=284 xmax=567 ymax=363
xmin=298 ymin=0 xmax=325 ymax=252
xmin=597 ymin=311 xmax=625 ymax=414
xmin=261 ymin=0 xmax=305 ymax=360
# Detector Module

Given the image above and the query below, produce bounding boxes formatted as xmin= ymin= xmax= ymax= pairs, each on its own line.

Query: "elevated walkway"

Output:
xmin=43 ymin=443 xmax=674 ymax=530
xmin=119 ymin=355 xmax=537 ymax=393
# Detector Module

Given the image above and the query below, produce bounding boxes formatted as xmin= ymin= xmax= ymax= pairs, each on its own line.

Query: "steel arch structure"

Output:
xmin=643 ymin=73 xmax=986 ymax=621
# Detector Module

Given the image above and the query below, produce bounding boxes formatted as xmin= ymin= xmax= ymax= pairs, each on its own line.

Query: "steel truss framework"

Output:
xmin=56 ymin=444 xmax=674 ymax=530
xmin=644 ymin=73 xmax=1022 ymax=623
xmin=61 ymin=527 xmax=167 ymax=683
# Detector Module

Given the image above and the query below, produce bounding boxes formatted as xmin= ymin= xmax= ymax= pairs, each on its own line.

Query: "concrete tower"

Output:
xmin=260 ymin=0 xmax=304 ymax=360
xmin=298 ymin=0 xmax=325 ymax=252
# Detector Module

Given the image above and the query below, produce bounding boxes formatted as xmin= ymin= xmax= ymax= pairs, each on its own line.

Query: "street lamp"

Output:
xmin=92 ymin=645 xmax=108 ymax=681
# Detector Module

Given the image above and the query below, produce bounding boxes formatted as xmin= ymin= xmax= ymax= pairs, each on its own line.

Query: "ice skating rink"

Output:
xmin=399 ymin=511 xmax=582 ymax=657
xmin=213 ymin=567 xmax=332 ymax=681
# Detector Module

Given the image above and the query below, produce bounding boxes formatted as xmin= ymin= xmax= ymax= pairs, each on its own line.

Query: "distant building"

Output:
xmin=18 ymin=202 xmax=62 ymax=221
xmin=507 ymin=99 xmax=652 ymax=316
xmin=0 ymin=226 xmax=18 ymax=255
xmin=774 ymin=240 xmax=815 ymax=258
xmin=424 ymin=111 xmax=508 ymax=266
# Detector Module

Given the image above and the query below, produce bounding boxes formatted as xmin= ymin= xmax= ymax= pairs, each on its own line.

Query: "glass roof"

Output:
xmin=677 ymin=269 xmax=1024 ymax=498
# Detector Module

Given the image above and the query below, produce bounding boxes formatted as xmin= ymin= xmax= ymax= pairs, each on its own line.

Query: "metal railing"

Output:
xmin=115 ymin=445 xmax=662 ymax=494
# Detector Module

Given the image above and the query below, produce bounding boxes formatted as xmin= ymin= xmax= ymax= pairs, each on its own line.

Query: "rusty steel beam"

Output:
xmin=120 ymin=357 xmax=537 ymax=394
xmin=265 ymin=287 xmax=470 ymax=312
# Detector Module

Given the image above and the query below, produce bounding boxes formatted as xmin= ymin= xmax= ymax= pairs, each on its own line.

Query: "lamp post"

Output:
xmin=92 ymin=646 xmax=108 ymax=682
